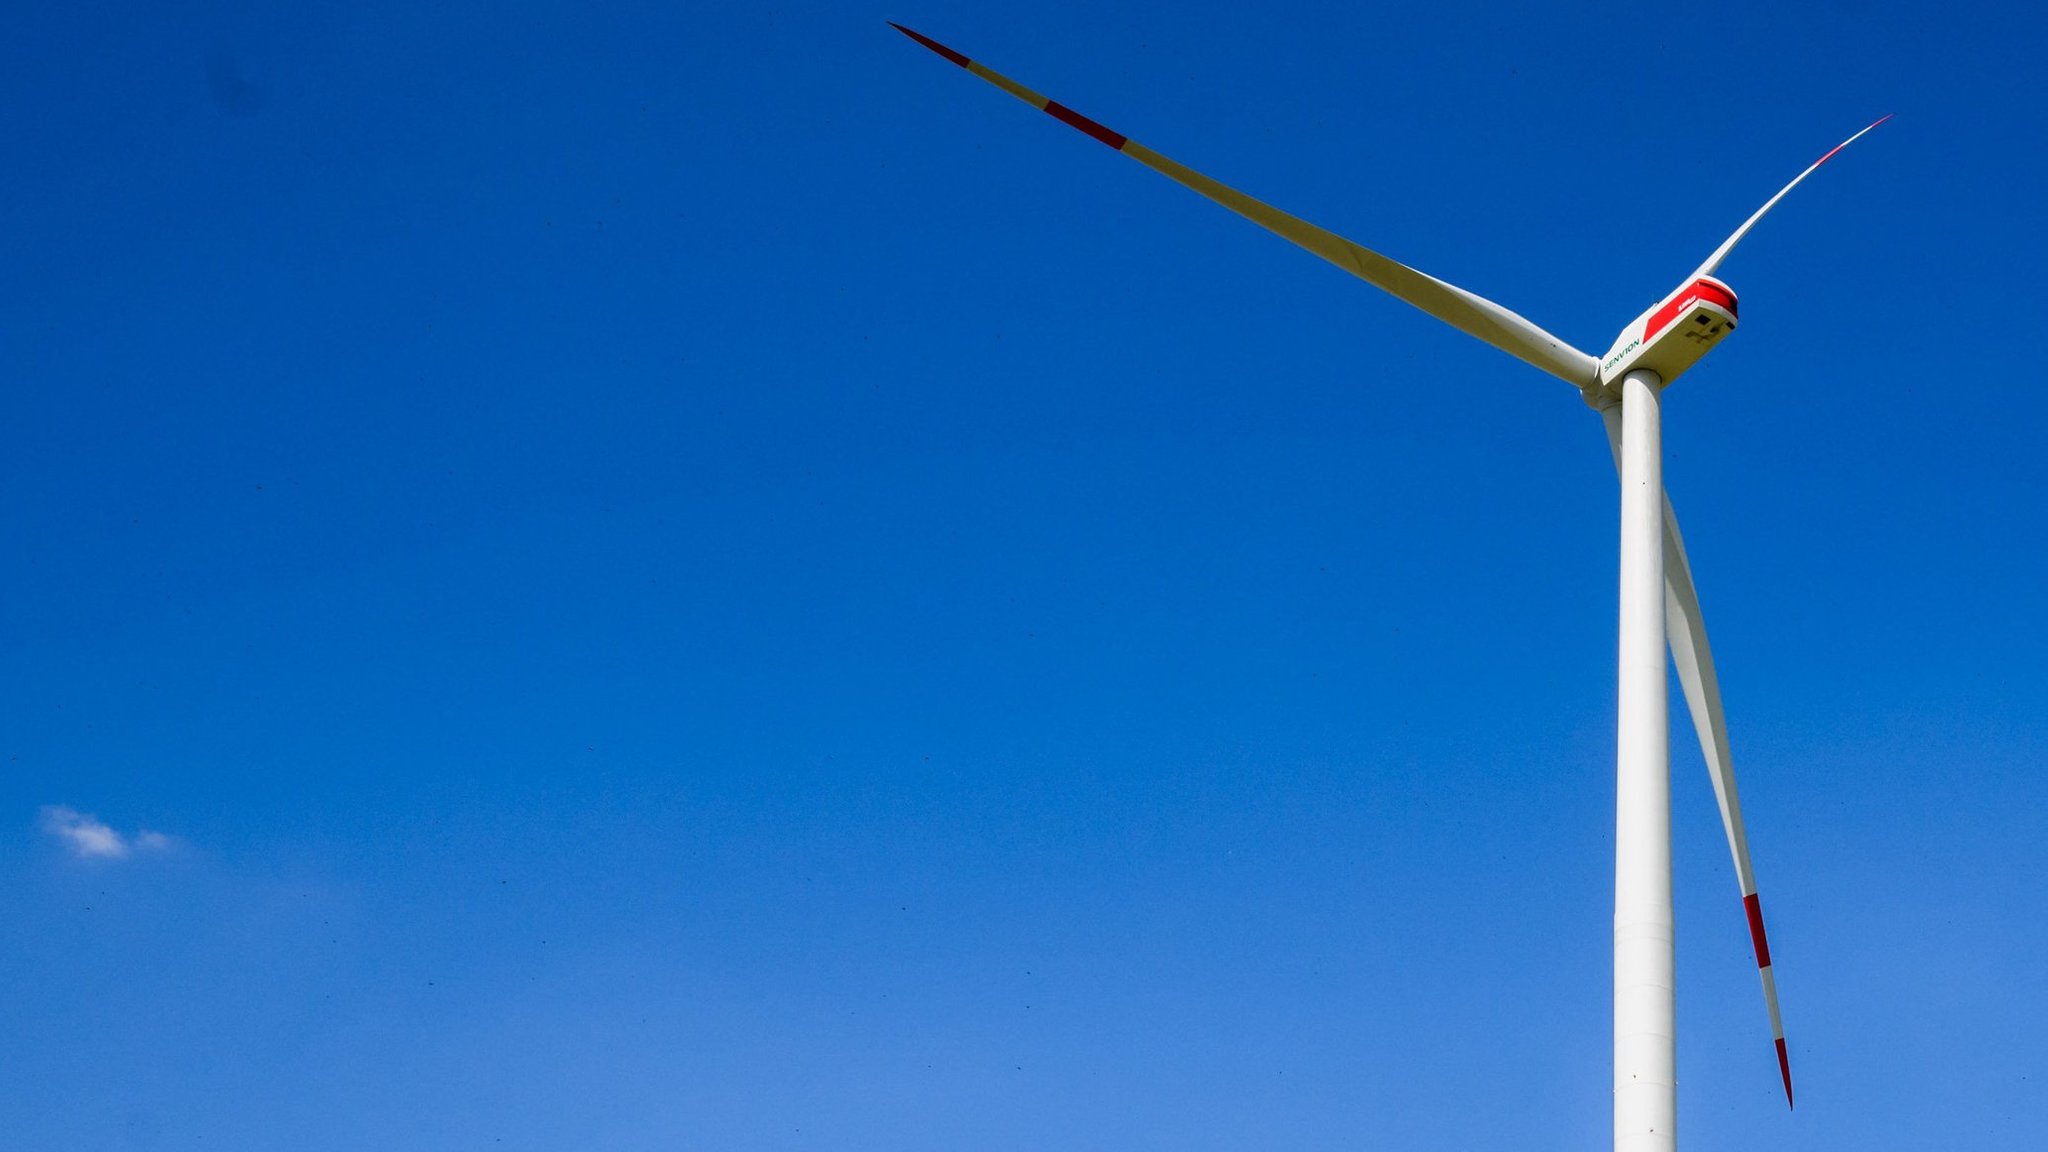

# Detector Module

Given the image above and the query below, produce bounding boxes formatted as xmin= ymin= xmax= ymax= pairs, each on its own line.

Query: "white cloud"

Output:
xmin=39 ymin=806 xmax=177 ymax=859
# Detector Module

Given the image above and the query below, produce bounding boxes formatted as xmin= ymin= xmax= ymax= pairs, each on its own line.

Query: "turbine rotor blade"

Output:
xmin=889 ymin=24 xmax=1599 ymax=387
xmin=1690 ymin=115 xmax=1892 ymax=282
xmin=1661 ymin=490 xmax=1793 ymax=1109
xmin=1600 ymin=410 xmax=1793 ymax=1109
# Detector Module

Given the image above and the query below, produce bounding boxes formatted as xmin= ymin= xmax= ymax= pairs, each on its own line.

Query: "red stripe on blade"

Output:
xmin=1744 ymin=892 xmax=1773 ymax=968
xmin=1776 ymin=1038 xmax=1794 ymax=1108
xmin=889 ymin=23 xmax=970 ymax=67
xmin=1815 ymin=113 xmax=1893 ymax=166
xmin=1044 ymin=101 xmax=1127 ymax=149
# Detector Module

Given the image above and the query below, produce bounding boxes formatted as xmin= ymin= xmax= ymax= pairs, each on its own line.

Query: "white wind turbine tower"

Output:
xmin=891 ymin=23 xmax=1889 ymax=1150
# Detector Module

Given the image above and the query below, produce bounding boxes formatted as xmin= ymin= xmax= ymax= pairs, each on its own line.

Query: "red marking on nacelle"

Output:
xmin=1692 ymin=279 xmax=1737 ymax=316
xmin=1045 ymin=101 xmax=1127 ymax=150
xmin=1645 ymin=279 xmax=1739 ymax=342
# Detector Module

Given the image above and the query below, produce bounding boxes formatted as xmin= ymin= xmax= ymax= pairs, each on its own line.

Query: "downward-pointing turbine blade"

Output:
xmin=1664 ymin=493 xmax=1794 ymax=1110
xmin=888 ymin=24 xmax=1599 ymax=387
xmin=1601 ymin=411 xmax=1794 ymax=1109
xmin=1691 ymin=115 xmax=1892 ymax=281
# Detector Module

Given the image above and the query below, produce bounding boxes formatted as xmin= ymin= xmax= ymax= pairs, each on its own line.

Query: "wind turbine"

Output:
xmin=889 ymin=23 xmax=1886 ymax=1151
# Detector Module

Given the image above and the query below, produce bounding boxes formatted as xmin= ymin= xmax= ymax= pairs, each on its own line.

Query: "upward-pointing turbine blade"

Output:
xmin=1601 ymin=412 xmax=1794 ymax=1109
xmin=1690 ymin=115 xmax=1892 ymax=282
xmin=889 ymin=24 xmax=1599 ymax=388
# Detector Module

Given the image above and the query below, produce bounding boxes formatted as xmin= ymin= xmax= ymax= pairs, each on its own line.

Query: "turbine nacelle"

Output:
xmin=1594 ymin=276 xmax=1740 ymax=399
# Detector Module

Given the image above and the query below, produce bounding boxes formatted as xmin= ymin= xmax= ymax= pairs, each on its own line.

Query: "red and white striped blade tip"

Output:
xmin=1814 ymin=113 xmax=1894 ymax=168
xmin=889 ymin=23 xmax=969 ymax=67
xmin=1777 ymin=1038 xmax=1794 ymax=1109
xmin=1746 ymin=893 xmax=1793 ymax=1109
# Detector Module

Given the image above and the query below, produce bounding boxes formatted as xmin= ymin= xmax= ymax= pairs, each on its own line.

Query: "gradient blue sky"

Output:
xmin=4 ymin=1 xmax=2043 ymax=1148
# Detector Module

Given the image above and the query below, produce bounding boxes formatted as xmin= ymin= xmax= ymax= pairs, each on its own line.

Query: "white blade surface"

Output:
xmin=891 ymin=24 xmax=1599 ymax=387
xmin=1600 ymin=411 xmax=1793 ymax=1108
xmin=1690 ymin=115 xmax=1892 ymax=282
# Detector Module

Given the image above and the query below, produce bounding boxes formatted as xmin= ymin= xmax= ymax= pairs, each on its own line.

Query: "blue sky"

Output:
xmin=3 ymin=0 xmax=2043 ymax=1147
